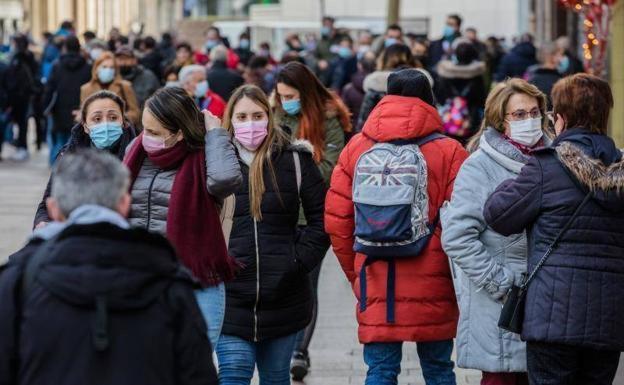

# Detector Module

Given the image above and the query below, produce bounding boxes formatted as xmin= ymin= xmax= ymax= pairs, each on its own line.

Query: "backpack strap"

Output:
xmin=293 ymin=151 xmax=302 ymax=195
xmin=389 ymin=132 xmax=447 ymax=146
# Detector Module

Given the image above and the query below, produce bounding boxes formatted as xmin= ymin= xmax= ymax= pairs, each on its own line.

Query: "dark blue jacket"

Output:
xmin=483 ymin=128 xmax=624 ymax=350
xmin=494 ymin=42 xmax=537 ymax=82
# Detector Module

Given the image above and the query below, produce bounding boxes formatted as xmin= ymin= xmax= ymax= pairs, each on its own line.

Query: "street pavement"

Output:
xmin=1 ymin=142 xmax=623 ymax=385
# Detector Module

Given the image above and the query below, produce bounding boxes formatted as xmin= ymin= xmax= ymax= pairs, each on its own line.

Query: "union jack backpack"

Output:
xmin=352 ymin=132 xmax=445 ymax=323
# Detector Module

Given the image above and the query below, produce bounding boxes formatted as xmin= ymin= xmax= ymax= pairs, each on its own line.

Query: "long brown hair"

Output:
xmin=275 ymin=61 xmax=351 ymax=163
xmin=144 ymin=87 xmax=206 ymax=150
xmin=224 ymin=85 xmax=290 ymax=220
xmin=466 ymin=78 xmax=548 ymax=152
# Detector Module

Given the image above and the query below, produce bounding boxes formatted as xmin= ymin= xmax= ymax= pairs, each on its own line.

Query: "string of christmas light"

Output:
xmin=558 ymin=0 xmax=617 ymax=76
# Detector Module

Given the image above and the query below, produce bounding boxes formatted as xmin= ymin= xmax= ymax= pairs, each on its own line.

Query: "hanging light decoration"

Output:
xmin=558 ymin=0 xmax=618 ymax=77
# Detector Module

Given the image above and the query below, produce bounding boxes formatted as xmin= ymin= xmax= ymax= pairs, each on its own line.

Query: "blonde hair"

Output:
xmin=466 ymin=78 xmax=549 ymax=152
xmin=223 ymin=85 xmax=290 ymax=220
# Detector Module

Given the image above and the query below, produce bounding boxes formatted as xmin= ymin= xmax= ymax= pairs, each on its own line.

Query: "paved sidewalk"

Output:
xmin=2 ymin=143 xmax=624 ymax=385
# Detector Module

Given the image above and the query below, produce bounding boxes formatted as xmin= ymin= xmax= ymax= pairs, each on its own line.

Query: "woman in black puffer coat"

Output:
xmin=34 ymin=90 xmax=137 ymax=227
xmin=217 ymin=85 xmax=329 ymax=385
xmin=484 ymin=74 xmax=624 ymax=385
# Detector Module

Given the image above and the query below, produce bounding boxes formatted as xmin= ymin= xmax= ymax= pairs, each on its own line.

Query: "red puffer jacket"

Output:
xmin=325 ymin=95 xmax=468 ymax=343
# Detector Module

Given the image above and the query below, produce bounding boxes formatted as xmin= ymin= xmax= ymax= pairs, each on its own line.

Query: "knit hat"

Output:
xmin=387 ymin=68 xmax=435 ymax=107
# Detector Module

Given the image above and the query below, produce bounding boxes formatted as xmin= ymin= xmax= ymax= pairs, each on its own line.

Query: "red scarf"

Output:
xmin=124 ymin=133 xmax=237 ymax=286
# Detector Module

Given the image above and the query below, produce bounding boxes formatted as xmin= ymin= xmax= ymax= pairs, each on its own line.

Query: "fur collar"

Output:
xmin=556 ymin=142 xmax=624 ymax=192
xmin=363 ymin=71 xmax=391 ymax=92
xmin=436 ymin=60 xmax=486 ymax=79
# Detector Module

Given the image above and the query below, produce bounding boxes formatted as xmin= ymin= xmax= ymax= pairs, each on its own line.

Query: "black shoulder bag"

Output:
xmin=498 ymin=191 xmax=592 ymax=334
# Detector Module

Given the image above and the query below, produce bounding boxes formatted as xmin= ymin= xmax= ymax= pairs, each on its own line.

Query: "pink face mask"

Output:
xmin=233 ymin=120 xmax=268 ymax=151
xmin=142 ymin=133 xmax=174 ymax=153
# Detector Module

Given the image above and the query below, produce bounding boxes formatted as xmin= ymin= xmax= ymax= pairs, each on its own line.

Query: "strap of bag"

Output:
xmin=522 ymin=191 xmax=593 ymax=289
xmin=389 ymin=132 xmax=446 ymax=146
xmin=293 ymin=151 xmax=302 ymax=195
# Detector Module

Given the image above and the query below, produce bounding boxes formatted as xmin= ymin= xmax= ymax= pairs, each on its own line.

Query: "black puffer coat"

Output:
xmin=484 ymin=128 xmax=624 ymax=350
xmin=223 ymin=142 xmax=329 ymax=341
xmin=0 ymin=222 xmax=217 ymax=385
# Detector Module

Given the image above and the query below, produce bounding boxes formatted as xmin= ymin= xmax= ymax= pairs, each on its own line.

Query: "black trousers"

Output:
xmin=527 ymin=341 xmax=620 ymax=385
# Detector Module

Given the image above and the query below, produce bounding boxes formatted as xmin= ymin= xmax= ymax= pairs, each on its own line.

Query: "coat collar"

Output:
xmin=479 ymin=127 xmax=530 ymax=174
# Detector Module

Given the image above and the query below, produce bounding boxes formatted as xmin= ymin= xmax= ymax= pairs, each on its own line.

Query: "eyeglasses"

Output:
xmin=505 ymin=108 xmax=542 ymax=121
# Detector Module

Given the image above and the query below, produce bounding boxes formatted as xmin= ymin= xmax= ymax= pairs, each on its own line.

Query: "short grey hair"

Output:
xmin=179 ymin=64 xmax=205 ymax=85
xmin=209 ymin=45 xmax=228 ymax=63
xmin=51 ymin=149 xmax=130 ymax=216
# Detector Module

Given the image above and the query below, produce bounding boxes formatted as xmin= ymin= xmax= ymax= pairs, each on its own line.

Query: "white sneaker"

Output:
xmin=10 ymin=148 xmax=29 ymax=162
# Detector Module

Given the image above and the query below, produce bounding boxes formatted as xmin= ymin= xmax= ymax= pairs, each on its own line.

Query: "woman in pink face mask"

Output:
xmin=123 ymin=86 xmax=243 ymax=354
xmin=216 ymin=85 xmax=329 ymax=385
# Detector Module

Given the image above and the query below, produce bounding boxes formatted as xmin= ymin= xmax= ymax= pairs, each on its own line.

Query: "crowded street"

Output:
xmin=1 ymin=0 xmax=624 ymax=384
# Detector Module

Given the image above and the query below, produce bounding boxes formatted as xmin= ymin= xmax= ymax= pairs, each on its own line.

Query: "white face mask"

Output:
xmin=508 ymin=117 xmax=543 ymax=147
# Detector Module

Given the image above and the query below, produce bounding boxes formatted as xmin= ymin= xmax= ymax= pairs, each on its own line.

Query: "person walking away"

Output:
xmin=484 ymin=73 xmax=624 ymax=385
xmin=123 ymin=87 xmax=242 ymax=348
xmin=216 ymin=84 xmax=329 ymax=385
xmin=139 ymin=36 xmax=164 ymax=81
xmin=180 ymin=64 xmax=226 ymax=118
xmin=429 ymin=14 xmax=463 ymax=71
xmin=325 ymin=69 xmax=468 ymax=385
xmin=34 ymin=90 xmax=137 ymax=227
xmin=435 ymin=40 xmax=487 ymax=144
xmin=494 ymin=34 xmax=537 ymax=82
xmin=115 ymin=45 xmax=160 ymax=112
xmin=207 ymin=45 xmax=244 ymax=102
xmin=356 ymin=44 xmax=433 ymax=133
xmin=525 ymin=42 xmax=562 ymax=110
xmin=273 ymin=61 xmax=349 ymax=380
xmin=43 ymin=36 xmax=92 ymax=164
xmin=80 ymin=51 xmax=140 ymax=127
xmin=441 ymin=78 xmax=551 ymax=385
xmin=341 ymin=51 xmax=376 ymax=131
xmin=0 ymin=149 xmax=218 ymax=385
xmin=3 ymin=33 xmax=41 ymax=161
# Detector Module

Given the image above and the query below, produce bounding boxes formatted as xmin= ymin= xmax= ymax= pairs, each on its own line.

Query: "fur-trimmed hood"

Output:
xmin=556 ymin=141 xmax=624 ymax=210
xmin=436 ymin=60 xmax=487 ymax=79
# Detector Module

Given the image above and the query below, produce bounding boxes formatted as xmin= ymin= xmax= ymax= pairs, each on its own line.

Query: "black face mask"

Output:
xmin=119 ymin=66 xmax=134 ymax=76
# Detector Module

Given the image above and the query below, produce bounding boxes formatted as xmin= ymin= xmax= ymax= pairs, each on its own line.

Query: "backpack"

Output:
xmin=352 ymin=132 xmax=445 ymax=323
xmin=438 ymin=85 xmax=471 ymax=139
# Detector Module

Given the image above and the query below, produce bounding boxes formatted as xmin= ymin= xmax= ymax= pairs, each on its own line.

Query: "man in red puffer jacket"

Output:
xmin=325 ymin=69 xmax=468 ymax=385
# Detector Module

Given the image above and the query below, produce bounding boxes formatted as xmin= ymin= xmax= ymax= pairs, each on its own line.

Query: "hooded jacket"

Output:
xmin=325 ymin=95 xmax=468 ymax=343
xmin=43 ymin=52 xmax=92 ymax=134
xmin=0 ymin=207 xmax=217 ymax=385
xmin=341 ymin=70 xmax=367 ymax=130
xmin=484 ymin=128 xmax=624 ymax=350
xmin=441 ymin=128 xmax=530 ymax=372
xmin=494 ymin=42 xmax=537 ymax=82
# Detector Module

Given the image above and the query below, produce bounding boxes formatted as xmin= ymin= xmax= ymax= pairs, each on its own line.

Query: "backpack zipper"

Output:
xmin=253 ymin=217 xmax=260 ymax=342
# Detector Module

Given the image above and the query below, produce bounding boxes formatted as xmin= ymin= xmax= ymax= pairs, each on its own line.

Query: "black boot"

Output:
xmin=290 ymin=350 xmax=310 ymax=381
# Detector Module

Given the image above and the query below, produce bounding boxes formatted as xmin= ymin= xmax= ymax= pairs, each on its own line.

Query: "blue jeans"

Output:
xmin=216 ymin=333 xmax=298 ymax=385
xmin=363 ymin=340 xmax=456 ymax=385
xmin=49 ymin=130 xmax=70 ymax=165
xmin=194 ymin=283 xmax=226 ymax=348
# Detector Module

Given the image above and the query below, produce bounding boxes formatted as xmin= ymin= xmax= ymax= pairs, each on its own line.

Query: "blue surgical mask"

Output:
xmin=88 ymin=121 xmax=123 ymax=149
xmin=205 ymin=39 xmax=218 ymax=50
xmin=97 ymin=67 xmax=115 ymax=84
xmin=239 ymin=39 xmax=250 ymax=49
xmin=557 ymin=55 xmax=570 ymax=74
xmin=338 ymin=46 xmax=353 ymax=59
xmin=384 ymin=38 xmax=398 ymax=48
xmin=321 ymin=26 xmax=331 ymax=37
xmin=282 ymin=99 xmax=301 ymax=115
xmin=443 ymin=25 xmax=456 ymax=39
xmin=194 ymin=80 xmax=209 ymax=98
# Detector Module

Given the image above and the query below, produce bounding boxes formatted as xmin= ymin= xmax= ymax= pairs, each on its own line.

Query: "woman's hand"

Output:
xmin=202 ymin=109 xmax=221 ymax=131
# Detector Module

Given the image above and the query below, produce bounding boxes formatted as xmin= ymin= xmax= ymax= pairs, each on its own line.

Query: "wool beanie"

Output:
xmin=387 ymin=68 xmax=435 ymax=107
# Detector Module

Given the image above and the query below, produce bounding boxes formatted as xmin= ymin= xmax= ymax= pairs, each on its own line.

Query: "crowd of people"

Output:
xmin=0 ymin=12 xmax=623 ymax=385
